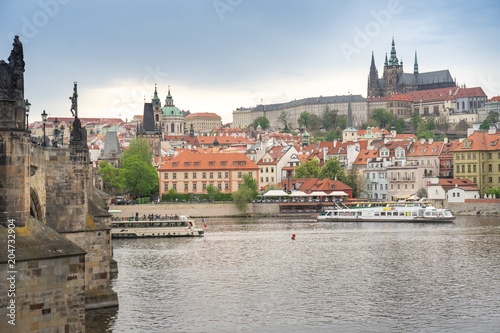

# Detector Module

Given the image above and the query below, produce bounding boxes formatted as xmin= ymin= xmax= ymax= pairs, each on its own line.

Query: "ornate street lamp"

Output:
xmin=53 ymin=117 xmax=60 ymax=147
xmin=41 ymin=110 xmax=48 ymax=147
xmin=25 ymin=99 xmax=31 ymax=130
xmin=60 ymin=124 xmax=65 ymax=146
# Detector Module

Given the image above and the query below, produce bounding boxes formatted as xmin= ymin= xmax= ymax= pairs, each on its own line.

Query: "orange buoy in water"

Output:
xmin=291 ymin=234 xmax=296 ymax=240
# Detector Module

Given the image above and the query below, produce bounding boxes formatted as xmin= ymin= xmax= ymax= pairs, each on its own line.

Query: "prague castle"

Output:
xmin=367 ymin=37 xmax=456 ymax=98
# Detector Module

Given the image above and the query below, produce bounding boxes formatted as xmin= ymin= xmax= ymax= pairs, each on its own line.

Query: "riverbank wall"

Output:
xmin=111 ymin=200 xmax=500 ymax=218
xmin=110 ymin=202 xmax=280 ymax=218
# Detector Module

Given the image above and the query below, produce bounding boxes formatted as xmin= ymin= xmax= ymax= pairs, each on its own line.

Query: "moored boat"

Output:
xmin=111 ymin=215 xmax=204 ymax=238
xmin=317 ymin=201 xmax=455 ymax=222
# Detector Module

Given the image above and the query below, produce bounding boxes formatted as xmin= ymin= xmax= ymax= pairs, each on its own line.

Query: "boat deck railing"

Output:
xmin=112 ymin=215 xmax=189 ymax=222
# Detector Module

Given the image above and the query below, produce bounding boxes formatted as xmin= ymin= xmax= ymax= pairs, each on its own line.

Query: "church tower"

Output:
xmin=152 ymin=84 xmax=162 ymax=129
xmin=383 ymin=37 xmax=403 ymax=96
xmin=367 ymin=52 xmax=381 ymax=97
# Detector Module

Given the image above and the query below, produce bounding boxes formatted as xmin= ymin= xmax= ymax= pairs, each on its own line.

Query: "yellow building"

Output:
xmin=452 ymin=130 xmax=500 ymax=192
xmin=184 ymin=112 xmax=222 ymax=134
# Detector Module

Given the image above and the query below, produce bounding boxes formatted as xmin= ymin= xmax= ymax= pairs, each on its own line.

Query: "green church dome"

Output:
xmin=162 ymin=105 xmax=183 ymax=116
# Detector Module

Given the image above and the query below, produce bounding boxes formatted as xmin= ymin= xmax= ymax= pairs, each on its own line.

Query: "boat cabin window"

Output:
xmin=374 ymin=212 xmax=380 ymax=216
xmin=425 ymin=212 xmax=431 ymax=217
xmin=356 ymin=211 xmax=362 ymax=216
xmin=399 ymin=212 xmax=405 ymax=216
xmin=412 ymin=212 xmax=417 ymax=216
xmin=381 ymin=212 xmax=386 ymax=216
xmin=431 ymin=212 xmax=437 ymax=217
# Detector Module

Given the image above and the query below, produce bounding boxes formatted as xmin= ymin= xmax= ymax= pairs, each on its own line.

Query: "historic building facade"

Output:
xmin=367 ymin=38 xmax=456 ymax=98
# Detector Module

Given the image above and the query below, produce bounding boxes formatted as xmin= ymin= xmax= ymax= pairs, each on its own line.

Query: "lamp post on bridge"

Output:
xmin=52 ymin=117 xmax=60 ymax=147
xmin=41 ymin=110 xmax=48 ymax=147
xmin=25 ymin=99 xmax=31 ymax=130
xmin=60 ymin=124 xmax=65 ymax=146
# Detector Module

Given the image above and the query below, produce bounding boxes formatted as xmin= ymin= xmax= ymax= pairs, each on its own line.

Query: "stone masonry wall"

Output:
xmin=0 ymin=256 xmax=86 ymax=333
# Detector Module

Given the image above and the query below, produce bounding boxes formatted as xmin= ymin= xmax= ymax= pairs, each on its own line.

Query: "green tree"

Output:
xmin=318 ymin=157 xmax=345 ymax=182
xmin=410 ymin=111 xmax=420 ymax=130
xmin=309 ymin=113 xmax=322 ymax=130
xmin=455 ymin=119 xmax=469 ymax=131
xmin=120 ymin=137 xmax=153 ymax=164
xmin=325 ymin=129 xmax=342 ymax=141
xmin=232 ymin=174 xmax=258 ymax=213
xmin=121 ymin=154 xmax=159 ymax=198
xmin=278 ymin=111 xmax=291 ymax=131
xmin=294 ymin=159 xmax=321 ymax=178
xmin=206 ymin=184 xmax=220 ymax=202
xmin=486 ymin=186 xmax=500 ymax=198
xmin=337 ymin=115 xmax=347 ymax=130
xmin=479 ymin=119 xmax=490 ymax=130
xmin=426 ymin=117 xmax=436 ymax=131
xmin=345 ymin=168 xmax=363 ymax=198
xmin=370 ymin=108 xmax=393 ymax=129
xmin=416 ymin=188 xmax=428 ymax=199
xmin=485 ymin=111 xmax=499 ymax=127
xmin=297 ymin=111 xmax=312 ymax=129
xmin=322 ymin=107 xmax=339 ymax=130
xmin=395 ymin=118 xmax=406 ymax=134
xmin=98 ymin=160 xmax=125 ymax=192
xmin=438 ymin=133 xmax=447 ymax=141
xmin=252 ymin=116 xmax=270 ymax=130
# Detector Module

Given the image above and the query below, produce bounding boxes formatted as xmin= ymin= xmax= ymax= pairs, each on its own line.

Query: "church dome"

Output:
xmin=162 ymin=105 xmax=183 ymax=116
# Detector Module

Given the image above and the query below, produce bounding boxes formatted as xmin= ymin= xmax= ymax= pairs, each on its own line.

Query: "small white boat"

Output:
xmin=317 ymin=201 xmax=455 ymax=223
xmin=111 ymin=215 xmax=204 ymax=238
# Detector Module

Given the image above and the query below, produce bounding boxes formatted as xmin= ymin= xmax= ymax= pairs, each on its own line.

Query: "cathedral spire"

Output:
xmin=387 ymin=36 xmax=399 ymax=66
xmin=384 ymin=53 xmax=388 ymax=66
xmin=414 ymin=50 xmax=419 ymax=75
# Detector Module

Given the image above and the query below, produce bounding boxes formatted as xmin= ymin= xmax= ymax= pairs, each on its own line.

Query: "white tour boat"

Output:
xmin=111 ymin=215 xmax=205 ymax=238
xmin=317 ymin=201 xmax=455 ymax=223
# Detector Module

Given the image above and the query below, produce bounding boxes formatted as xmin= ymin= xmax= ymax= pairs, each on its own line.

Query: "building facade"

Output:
xmin=184 ymin=112 xmax=222 ymax=134
xmin=158 ymin=150 xmax=259 ymax=195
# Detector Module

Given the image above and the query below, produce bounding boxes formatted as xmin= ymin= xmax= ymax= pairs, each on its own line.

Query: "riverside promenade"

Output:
xmin=109 ymin=202 xmax=281 ymax=218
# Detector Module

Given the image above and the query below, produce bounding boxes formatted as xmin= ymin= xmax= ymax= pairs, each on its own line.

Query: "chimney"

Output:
xmin=444 ymin=137 xmax=449 ymax=144
xmin=488 ymin=127 xmax=496 ymax=135
xmin=428 ymin=138 xmax=434 ymax=144
xmin=333 ymin=140 xmax=337 ymax=148
xmin=420 ymin=138 xmax=425 ymax=144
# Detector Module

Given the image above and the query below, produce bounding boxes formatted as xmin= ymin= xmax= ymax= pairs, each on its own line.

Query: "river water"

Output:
xmin=86 ymin=216 xmax=500 ymax=333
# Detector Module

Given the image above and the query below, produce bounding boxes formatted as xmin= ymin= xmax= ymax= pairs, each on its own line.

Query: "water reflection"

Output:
xmin=87 ymin=216 xmax=500 ymax=332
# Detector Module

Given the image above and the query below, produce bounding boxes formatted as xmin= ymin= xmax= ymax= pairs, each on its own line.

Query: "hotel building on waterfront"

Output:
xmin=157 ymin=149 xmax=259 ymax=196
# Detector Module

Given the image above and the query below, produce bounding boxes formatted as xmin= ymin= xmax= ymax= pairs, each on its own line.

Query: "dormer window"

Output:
xmin=172 ymin=162 xmax=178 ymax=167
xmin=241 ymin=161 xmax=245 ymax=165
xmin=209 ymin=161 xmax=214 ymax=166
xmin=221 ymin=161 xmax=227 ymax=166
xmin=184 ymin=162 xmax=190 ymax=166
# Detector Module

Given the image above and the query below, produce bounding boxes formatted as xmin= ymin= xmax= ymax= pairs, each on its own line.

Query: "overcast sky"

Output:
xmin=1 ymin=0 xmax=500 ymax=124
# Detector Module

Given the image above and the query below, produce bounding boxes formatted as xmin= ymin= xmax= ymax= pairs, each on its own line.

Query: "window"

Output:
xmin=271 ymin=167 xmax=274 ymax=173
xmin=184 ymin=162 xmax=190 ymax=166
xmin=221 ymin=161 xmax=226 ymax=166
xmin=173 ymin=183 xmax=177 ymax=190
xmin=260 ymin=167 xmax=263 ymax=173
xmin=489 ymin=164 xmax=492 ymax=172
xmin=164 ymin=183 xmax=168 ymax=191
xmin=461 ymin=165 xmax=465 ymax=173
xmin=193 ymin=172 xmax=197 ymax=179
xmin=261 ymin=177 xmax=263 ymax=182
xmin=209 ymin=161 xmax=214 ymax=166
xmin=194 ymin=162 xmax=200 ymax=166
xmin=489 ymin=177 xmax=493 ymax=183
xmin=473 ymin=153 xmax=476 ymax=159
xmin=468 ymin=165 xmax=471 ymax=173
xmin=225 ymin=172 xmax=229 ymax=178
xmin=467 ymin=153 xmax=471 ymax=160
xmin=225 ymin=183 xmax=229 ymax=190
xmin=266 ymin=177 xmax=269 ymax=182
xmin=173 ymin=173 xmax=177 ymax=179
xmin=218 ymin=172 xmax=222 ymax=178
xmin=488 ymin=153 xmax=492 ymax=159
xmin=218 ymin=183 xmax=222 ymax=190
xmin=241 ymin=161 xmax=245 ymax=165
xmin=266 ymin=167 xmax=268 ymax=173
xmin=185 ymin=183 xmax=188 ymax=190
xmin=193 ymin=183 xmax=197 ymax=191
xmin=473 ymin=165 xmax=477 ymax=172
xmin=210 ymin=172 xmax=214 ymax=179
xmin=238 ymin=172 xmax=242 ymax=178
xmin=202 ymin=172 xmax=206 ymax=179
xmin=271 ymin=177 xmax=274 ymax=182
xmin=184 ymin=173 xmax=188 ymax=179
xmin=233 ymin=161 xmax=239 ymax=165
xmin=164 ymin=172 xmax=168 ymax=179
xmin=202 ymin=183 xmax=206 ymax=190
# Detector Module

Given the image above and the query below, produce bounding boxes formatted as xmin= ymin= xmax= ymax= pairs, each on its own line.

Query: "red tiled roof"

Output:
xmin=184 ymin=112 xmax=221 ymax=119
xmin=407 ymin=141 xmax=443 ymax=157
xmin=388 ymin=94 xmax=411 ymax=101
xmin=488 ymin=96 xmax=500 ymax=103
xmin=157 ymin=150 xmax=258 ymax=171
xmin=353 ymin=149 xmax=379 ymax=165
xmin=452 ymin=132 xmax=500 ymax=151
